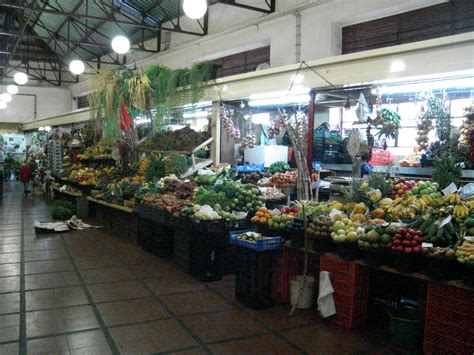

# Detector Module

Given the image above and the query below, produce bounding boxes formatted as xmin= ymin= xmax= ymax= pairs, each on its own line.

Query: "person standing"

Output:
xmin=19 ymin=161 xmax=32 ymax=193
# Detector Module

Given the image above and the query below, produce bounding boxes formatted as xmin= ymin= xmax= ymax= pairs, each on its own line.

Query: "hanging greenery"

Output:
xmin=373 ymin=108 xmax=401 ymax=140
xmin=145 ymin=61 xmax=214 ymax=124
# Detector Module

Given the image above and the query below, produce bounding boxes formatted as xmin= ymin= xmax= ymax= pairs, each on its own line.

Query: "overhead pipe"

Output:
xmin=294 ymin=12 xmax=302 ymax=63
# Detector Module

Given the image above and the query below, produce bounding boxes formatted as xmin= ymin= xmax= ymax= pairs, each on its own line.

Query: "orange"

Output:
xmin=259 ymin=217 xmax=268 ymax=223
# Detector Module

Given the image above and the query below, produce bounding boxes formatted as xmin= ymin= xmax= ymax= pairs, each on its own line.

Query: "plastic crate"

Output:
xmin=173 ymin=228 xmax=226 ymax=282
xmin=138 ymin=219 xmax=174 ymax=257
xmin=275 ymin=246 xmax=320 ymax=304
xmin=318 ymin=254 xmax=369 ymax=329
xmin=424 ymin=283 xmax=474 ymax=353
xmin=229 ymin=230 xmax=282 ymax=251
xmin=234 ymin=247 xmax=278 ymax=309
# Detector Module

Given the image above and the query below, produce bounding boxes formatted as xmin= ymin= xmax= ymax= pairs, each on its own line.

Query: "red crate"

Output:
xmin=424 ymin=283 xmax=474 ymax=353
xmin=276 ymin=247 xmax=320 ymax=304
xmin=424 ymin=332 xmax=474 ymax=354
xmin=318 ymin=255 xmax=369 ymax=329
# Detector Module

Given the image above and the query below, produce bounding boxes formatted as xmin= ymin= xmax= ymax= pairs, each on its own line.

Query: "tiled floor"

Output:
xmin=0 ymin=182 xmax=396 ymax=354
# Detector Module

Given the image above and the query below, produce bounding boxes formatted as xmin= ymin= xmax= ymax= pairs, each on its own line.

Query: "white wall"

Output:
xmin=0 ymin=86 xmax=72 ymax=124
xmin=70 ymin=0 xmax=448 ymax=98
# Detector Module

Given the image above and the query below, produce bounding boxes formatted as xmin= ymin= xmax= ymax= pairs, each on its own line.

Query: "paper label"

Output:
xmin=329 ymin=208 xmax=343 ymax=217
xmin=442 ymin=182 xmax=458 ymax=196
xmin=422 ymin=242 xmax=434 ymax=248
xmin=439 ymin=215 xmax=452 ymax=228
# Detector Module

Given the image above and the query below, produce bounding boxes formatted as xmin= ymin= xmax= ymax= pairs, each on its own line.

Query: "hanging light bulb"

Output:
xmin=0 ymin=101 xmax=6 ymax=109
xmin=14 ymin=72 xmax=28 ymax=85
xmin=69 ymin=60 xmax=85 ymax=75
xmin=183 ymin=0 xmax=207 ymax=19
xmin=1 ymin=93 xmax=12 ymax=103
xmin=7 ymin=85 xmax=18 ymax=95
xmin=111 ymin=36 xmax=130 ymax=54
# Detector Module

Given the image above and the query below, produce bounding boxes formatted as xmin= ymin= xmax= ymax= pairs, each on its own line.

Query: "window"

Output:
xmin=76 ymin=95 xmax=90 ymax=109
xmin=342 ymin=1 xmax=474 ymax=54
xmin=213 ymin=46 xmax=270 ymax=78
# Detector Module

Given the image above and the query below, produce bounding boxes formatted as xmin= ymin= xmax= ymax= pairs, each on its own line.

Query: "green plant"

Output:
xmin=368 ymin=172 xmax=392 ymax=197
xmin=346 ymin=179 xmax=369 ymax=204
xmin=145 ymin=155 xmax=165 ymax=182
xmin=169 ymin=153 xmax=190 ymax=176
xmin=145 ymin=61 xmax=214 ymax=123
xmin=268 ymin=161 xmax=290 ymax=174
xmin=374 ymin=108 xmax=401 ymax=140
xmin=432 ymin=156 xmax=462 ymax=190
xmin=51 ymin=200 xmax=76 ymax=220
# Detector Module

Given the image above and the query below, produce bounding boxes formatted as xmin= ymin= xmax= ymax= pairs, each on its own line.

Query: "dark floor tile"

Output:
xmin=24 ymin=249 xmax=69 ymax=262
xmin=74 ymin=256 xmax=125 ymax=270
xmin=206 ymin=275 xmax=236 ymax=290
xmin=27 ymin=330 xmax=111 ymax=355
xmin=145 ymin=274 xmax=206 ymax=296
xmin=80 ymin=266 xmax=136 ymax=285
xmin=26 ymin=287 xmax=89 ymax=311
xmin=0 ymin=263 xmax=21 ymax=277
xmin=117 ymin=249 xmax=157 ymax=265
xmin=0 ymin=342 xmax=18 ymax=355
xmin=109 ymin=319 xmax=197 ymax=353
xmin=130 ymin=260 xmax=178 ymax=279
xmin=208 ymin=334 xmax=301 ymax=354
xmin=0 ymin=313 xmax=19 ymax=342
xmin=25 ymin=259 xmax=75 ymax=275
xmin=0 ymin=252 xmax=21 ymax=264
xmin=88 ymin=280 xmax=151 ymax=302
xmin=248 ymin=304 xmax=317 ymax=331
xmin=161 ymin=290 xmax=234 ymax=316
xmin=26 ymin=305 xmax=99 ymax=338
xmin=183 ymin=309 xmax=266 ymax=343
xmin=167 ymin=347 xmax=208 ymax=355
xmin=282 ymin=322 xmax=386 ymax=353
xmin=97 ymin=297 xmax=170 ymax=326
xmin=0 ymin=276 xmax=20 ymax=294
xmin=25 ymin=271 xmax=80 ymax=290
xmin=213 ymin=287 xmax=237 ymax=304
xmin=0 ymin=292 xmax=20 ymax=314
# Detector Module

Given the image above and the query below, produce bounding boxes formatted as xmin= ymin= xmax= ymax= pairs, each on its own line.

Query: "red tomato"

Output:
xmin=404 ymin=247 xmax=413 ymax=253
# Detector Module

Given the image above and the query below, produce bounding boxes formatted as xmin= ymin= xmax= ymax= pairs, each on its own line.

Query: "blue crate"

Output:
xmin=236 ymin=164 xmax=265 ymax=172
xmin=229 ymin=230 xmax=282 ymax=251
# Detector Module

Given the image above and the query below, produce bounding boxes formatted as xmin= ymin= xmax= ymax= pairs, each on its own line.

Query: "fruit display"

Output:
xmin=458 ymin=104 xmax=474 ymax=152
xmin=422 ymin=246 xmax=456 ymax=259
xmin=387 ymin=227 xmax=423 ymax=254
xmin=77 ymin=146 xmax=113 ymax=160
xmin=398 ymin=151 xmax=422 ymax=167
xmin=69 ymin=166 xmax=116 ymax=186
xmin=456 ymin=239 xmax=474 ymax=265
xmin=390 ymin=178 xmax=417 ymax=199
xmin=407 ymin=215 xmax=457 ymax=246
xmin=142 ymin=193 xmax=190 ymax=213
xmin=233 ymin=231 xmax=267 ymax=242
xmin=250 ymin=207 xmax=274 ymax=225
xmin=270 ymin=170 xmax=297 ymax=188
xmin=307 ymin=216 xmax=333 ymax=239
xmin=330 ymin=218 xmax=361 ymax=243
xmin=238 ymin=171 xmax=270 ymax=185
xmin=357 ymin=224 xmax=395 ymax=250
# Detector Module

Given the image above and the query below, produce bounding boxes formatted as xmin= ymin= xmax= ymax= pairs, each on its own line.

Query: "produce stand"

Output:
xmin=87 ymin=196 xmax=138 ymax=241
xmin=277 ymin=246 xmax=474 ymax=352
xmin=52 ymin=186 xmax=89 ymax=219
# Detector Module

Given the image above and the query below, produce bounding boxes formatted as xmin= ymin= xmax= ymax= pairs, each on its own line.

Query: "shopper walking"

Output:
xmin=19 ymin=161 xmax=32 ymax=193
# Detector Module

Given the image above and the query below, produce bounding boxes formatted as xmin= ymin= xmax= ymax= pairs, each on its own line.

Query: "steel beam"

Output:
xmin=216 ymin=0 xmax=276 ymax=14
xmin=0 ymin=3 xmax=207 ymax=36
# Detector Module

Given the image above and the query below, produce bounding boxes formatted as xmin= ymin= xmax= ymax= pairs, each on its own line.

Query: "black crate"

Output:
xmin=138 ymin=218 xmax=174 ymax=257
xmin=234 ymin=247 xmax=279 ymax=309
xmin=173 ymin=228 xmax=227 ymax=282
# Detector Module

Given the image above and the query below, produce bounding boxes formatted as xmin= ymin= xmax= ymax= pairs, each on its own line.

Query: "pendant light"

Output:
xmin=69 ymin=60 xmax=85 ymax=75
xmin=0 ymin=93 xmax=12 ymax=103
xmin=183 ymin=0 xmax=207 ymax=19
xmin=7 ymin=85 xmax=18 ymax=95
xmin=111 ymin=36 xmax=130 ymax=54
xmin=14 ymin=72 xmax=28 ymax=85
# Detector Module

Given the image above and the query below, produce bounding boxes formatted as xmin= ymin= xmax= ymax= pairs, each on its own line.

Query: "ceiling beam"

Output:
xmin=0 ymin=3 xmax=207 ymax=36
xmin=216 ymin=0 xmax=276 ymax=14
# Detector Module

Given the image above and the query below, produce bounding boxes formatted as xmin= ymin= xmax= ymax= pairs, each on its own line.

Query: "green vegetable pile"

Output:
xmin=145 ymin=155 xmax=165 ymax=182
xmin=51 ymin=200 xmax=76 ymax=220
xmin=268 ymin=161 xmax=290 ymax=174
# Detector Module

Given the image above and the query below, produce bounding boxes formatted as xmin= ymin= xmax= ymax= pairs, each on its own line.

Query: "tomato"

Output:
xmin=398 ymin=229 xmax=407 ymax=236
xmin=404 ymin=247 xmax=413 ymax=253
xmin=402 ymin=240 xmax=411 ymax=246
xmin=414 ymin=230 xmax=423 ymax=237
xmin=412 ymin=246 xmax=421 ymax=253
xmin=410 ymin=240 xmax=418 ymax=246
xmin=386 ymin=242 xmax=392 ymax=248
xmin=393 ymin=239 xmax=401 ymax=246
xmin=408 ymin=228 xmax=417 ymax=235
xmin=394 ymin=233 xmax=402 ymax=239
xmin=395 ymin=246 xmax=404 ymax=252
xmin=405 ymin=234 xmax=413 ymax=240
